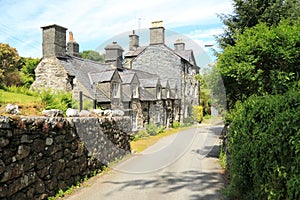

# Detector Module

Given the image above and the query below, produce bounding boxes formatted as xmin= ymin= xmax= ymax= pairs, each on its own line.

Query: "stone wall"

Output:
xmin=30 ymin=57 xmax=72 ymax=92
xmin=0 ymin=116 xmax=131 ymax=200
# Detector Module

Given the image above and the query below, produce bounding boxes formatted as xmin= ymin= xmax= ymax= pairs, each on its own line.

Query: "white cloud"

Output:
xmin=0 ymin=0 xmax=233 ymax=57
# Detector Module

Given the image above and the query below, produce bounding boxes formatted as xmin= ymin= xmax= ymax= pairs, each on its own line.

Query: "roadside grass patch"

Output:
xmin=131 ymin=126 xmax=194 ymax=153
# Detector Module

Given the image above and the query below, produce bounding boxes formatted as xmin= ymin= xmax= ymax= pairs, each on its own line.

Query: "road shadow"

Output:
xmin=104 ymin=170 xmax=226 ymax=199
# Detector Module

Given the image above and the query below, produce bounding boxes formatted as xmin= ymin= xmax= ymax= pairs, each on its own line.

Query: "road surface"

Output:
xmin=65 ymin=124 xmax=226 ymax=200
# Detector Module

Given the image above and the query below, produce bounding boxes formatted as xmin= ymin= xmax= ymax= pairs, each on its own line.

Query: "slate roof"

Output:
xmin=119 ymin=73 xmax=135 ymax=84
xmin=174 ymin=49 xmax=196 ymax=66
xmin=140 ymin=88 xmax=156 ymax=101
xmin=125 ymin=46 xmax=147 ymax=57
xmin=139 ymin=78 xmax=160 ymax=88
xmin=89 ymin=70 xmax=116 ymax=83
xmin=59 ymin=55 xmax=113 ymax=100
xmin=125 ymin=44 xmax=197 ymax=67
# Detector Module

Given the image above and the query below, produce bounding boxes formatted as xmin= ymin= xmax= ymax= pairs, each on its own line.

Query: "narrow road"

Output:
xmin=65 ymin=124 xmax=226 ymax=200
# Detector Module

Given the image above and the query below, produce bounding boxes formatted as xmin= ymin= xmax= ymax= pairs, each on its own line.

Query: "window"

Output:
xmin=157 ymin=86 xmax=161 ymax=99
xmin=132 ymin=84 xmax=139 ymax=98
xmin=167 ymin=89 xmax=170 ymax=99
xmin=112 ymin=82 xmax=120 ymax=98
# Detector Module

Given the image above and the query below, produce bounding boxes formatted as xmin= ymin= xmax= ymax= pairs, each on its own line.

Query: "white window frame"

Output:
xmin=112 ymin=82 xmax=120 ymax=98
xmin=157 ymin=86 xmax=161 ymax=99
xmin=132 ymin=84 xmax=139 ymax=98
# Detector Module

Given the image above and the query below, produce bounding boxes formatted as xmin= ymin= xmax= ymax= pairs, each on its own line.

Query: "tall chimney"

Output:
xmin=129 ymin=30 xmax=139 ymax=51
xmin=174 ymin=39 xmax=185 ymax=51
xmin=67 ymin=31 xmax=80 ymax=57
xmin=104 ymin=41 xmax=124 ymax=68
xmin=41 ymin=24 xmax=67 ymax=58
xmin=150 ymin=20 xmax=165 ymax=45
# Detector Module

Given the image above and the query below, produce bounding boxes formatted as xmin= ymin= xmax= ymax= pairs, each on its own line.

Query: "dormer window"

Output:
xmin=132 ymin=84 xmax=139 ymax=98
xmin=112 ymin=82 xmax=120 ymax=98
xmin=157 ymin=86 xmax=161 ymax=99
xmin=167 ymin=89 xmax=170 ymax=99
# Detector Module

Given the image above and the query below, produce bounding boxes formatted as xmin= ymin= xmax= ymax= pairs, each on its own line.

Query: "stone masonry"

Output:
xmin=0 ymin=116 xmax=131 ymax=200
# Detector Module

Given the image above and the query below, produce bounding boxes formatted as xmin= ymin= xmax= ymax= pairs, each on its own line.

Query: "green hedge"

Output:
xmin=227 ymin=87 xmax=300 ymax=199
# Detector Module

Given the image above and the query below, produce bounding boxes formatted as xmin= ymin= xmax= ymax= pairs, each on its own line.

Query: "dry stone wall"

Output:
xmin=0 ymin=116 xmax=131 ymax=200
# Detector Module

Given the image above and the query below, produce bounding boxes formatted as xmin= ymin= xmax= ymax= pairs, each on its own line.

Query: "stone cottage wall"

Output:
xmin=0 ymin=116 xmax=131 ymax=200
xmin=30 ymin=57 xmax=73 ymax=92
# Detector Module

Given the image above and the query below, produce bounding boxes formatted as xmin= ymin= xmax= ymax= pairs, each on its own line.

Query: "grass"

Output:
xmin=0 ymin=89 xmax=43 ymax=115
xmin=0 ymin=89 xmax=40 ymax=104
xmin=130 ymin=126 xmax=194 ymax=152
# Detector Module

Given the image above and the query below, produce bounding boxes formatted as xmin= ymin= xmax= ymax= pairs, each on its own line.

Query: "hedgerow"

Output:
xmin=226 ymin=86 xmax=300 ymax=199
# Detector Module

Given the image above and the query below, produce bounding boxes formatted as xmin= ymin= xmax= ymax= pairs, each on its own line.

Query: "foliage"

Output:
xmin=0 ymin=43 xmax=21 ymax=87
xmin=80 ymin=50 xmax=105 ymax=62
xmin=39 ymin=89 xmax=73 ymax=114
xmin=5 ymin=85 xmax=37 ymax=96
xmin=192 ymin=105 xmax=203 ymax=123
xmin=172 ymin=121 xmax=180 ymax=129
xmin=217 ymin=0 xmax=300 ymax=48
xmin=131 ymin=130 xmax=149 ymax=141
xmin=199 ymin=90 xmax=211 ymax=116
xmin=226 ymin=86 xmax=300 ymax=199
xmin=19 ymin=57 xmax=40 ymax=88
xmin=146 ymin=123 xmax=165 ymax=136
xmin=216 ymin=19 xmax=300 ymax=109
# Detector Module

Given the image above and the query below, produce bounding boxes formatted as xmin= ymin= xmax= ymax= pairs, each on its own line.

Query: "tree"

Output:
xmin=20 ymin=57 xmax=40 ymax=88
xmin=0 ymin=43 xmax=21 ymax=87
xmin=216 ymin=19 xmax=300 ymax=109
xmin=218 ymin=0 xmax=300 ymax=48
xmin=80 ymin=50 xmax=105 ymax=62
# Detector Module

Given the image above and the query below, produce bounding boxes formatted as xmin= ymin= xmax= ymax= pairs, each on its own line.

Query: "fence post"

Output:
xmin=79 ymin=91 xmax=83 ymax=111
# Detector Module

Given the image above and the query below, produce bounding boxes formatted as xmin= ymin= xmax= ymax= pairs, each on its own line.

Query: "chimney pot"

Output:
xmin=69 ymin=31 xmax=74 ymax=42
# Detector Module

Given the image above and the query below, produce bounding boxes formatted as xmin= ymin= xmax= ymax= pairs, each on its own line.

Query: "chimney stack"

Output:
xmin=174 ymin=39 xmax=185 ymax=51
xmin=104 ymin=41 xmax=124 ymax=68
xmin=129 ymin=30 xmax=139 ymax=51
xmin=67 ymin=31 xmax=80 ymax=57
xmin=150 ymin=20 xmax=165 ymax=45
xmin=41 ymin=24 xmax=67 ymax=58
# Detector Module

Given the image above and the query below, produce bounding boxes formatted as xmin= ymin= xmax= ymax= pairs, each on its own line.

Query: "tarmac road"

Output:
xmin=64 ymin=124 xmax=226 ymax=200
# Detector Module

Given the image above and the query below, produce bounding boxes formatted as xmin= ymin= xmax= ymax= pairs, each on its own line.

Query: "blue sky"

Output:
xmin=0 ymin=0 xmax=233 ymax=67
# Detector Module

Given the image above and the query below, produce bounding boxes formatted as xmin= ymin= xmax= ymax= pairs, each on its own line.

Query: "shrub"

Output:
xmin=146 ymin=123 xmax=165 ymax=136
xmin=193 ymin=105 xmax=203 ymax=123
xmin=172 ymin=121 xmax=180 ymax=129
xmin=226 ymin=87 xmax=300 ymax=199
xmin=39 ymin=89 xmax=73 ymax=114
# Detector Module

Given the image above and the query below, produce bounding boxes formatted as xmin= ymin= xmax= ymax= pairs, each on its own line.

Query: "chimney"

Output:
xmin=104 ymin=41 xmax=124 ymax=68
xmin=41 ymin=24 xmax=67 ymax=58
xmin=129 ymin=30 xmax=139 ymax=51
xmin=174 ymin=39 xmax=185 ymax=51
xmin=67 ymin=31 xmax=80 ymax=57
xmin=150 ymin=20 xmax=165 ymax=45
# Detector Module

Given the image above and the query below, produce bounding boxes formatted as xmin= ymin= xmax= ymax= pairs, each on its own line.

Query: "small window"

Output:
xmin=112 ymin=82 xmax=120 ymax=98
xmin=132 ymin=84 xmax=139 ymax=98
xmin=157 ymin=86 xmax=161 ymax=99
xmin=167 ymin=89 xmax=170 ymax=99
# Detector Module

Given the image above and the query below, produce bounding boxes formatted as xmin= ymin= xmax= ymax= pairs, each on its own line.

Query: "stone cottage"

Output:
xmin=31 ymin=21 xmax=200 ymax=131
xmin=124 ymin=21 xmax=200 ymax=121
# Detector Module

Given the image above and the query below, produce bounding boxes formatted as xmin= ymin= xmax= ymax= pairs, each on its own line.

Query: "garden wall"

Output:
xmin=0 ymin=116 xmax=131 ymax=199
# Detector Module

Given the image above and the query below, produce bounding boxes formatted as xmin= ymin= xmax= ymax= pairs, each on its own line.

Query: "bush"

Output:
xmin=226 ymin=87 xmax=300 ymax=199
xmin=146 ymin=123 xmax=165 ymax=136
xmin=172 ymin=121 xmax=180 ymax=129
xmin=39 ymin=89 xmax=73 ymax=114
xmin=193 ymin=105 xmax=203 ymax=123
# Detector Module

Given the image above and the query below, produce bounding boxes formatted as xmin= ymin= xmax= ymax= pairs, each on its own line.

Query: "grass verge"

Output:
xmin=130 ymin=126 xmax=195 ymax=153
